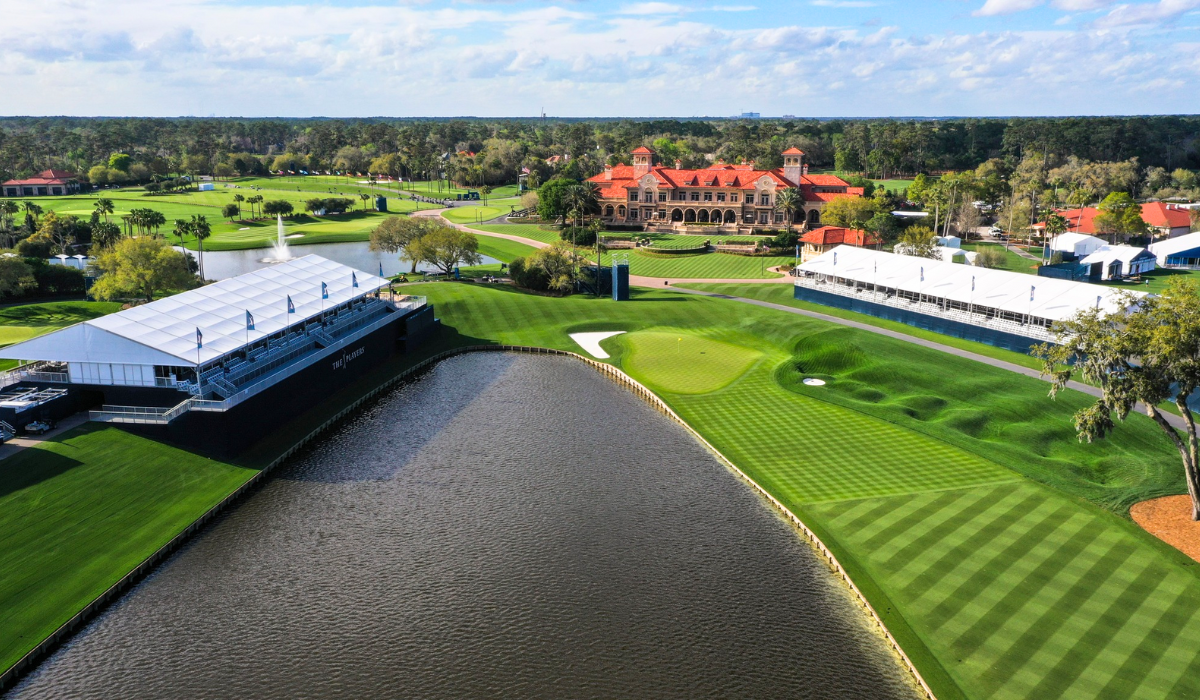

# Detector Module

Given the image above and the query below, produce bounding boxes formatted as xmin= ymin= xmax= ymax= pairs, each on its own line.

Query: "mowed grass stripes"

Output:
xmin=416 ymin=283 xmax=1200 ymax=700
xmin=807 ymin=483 xmax=1200 ymax=699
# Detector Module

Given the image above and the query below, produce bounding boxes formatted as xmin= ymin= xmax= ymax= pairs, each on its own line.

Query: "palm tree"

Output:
xmin=775 ymin=188 xmax=802 ymax=229
xmin=0 ymin=201 xmax=18 ymax=243
xmin=21 ymin=201 xmax=42 ymax=226
xmin=480 ymin=184 xmax=492 ymax=205
xmin=1043 ymin=213 xmax=1069 ymax=263
xmin=359 ymin=193 xmax=371 ymax=212
xmin=233 ymin=193 xmax=244 ymax=218
xmin=147 ymin=210 xmax=166 ymax=237
xmin=91 ymin=221 xmax=122 ymax=249
xmin=172 ymin=218 xmax=191 ymax=247
xmin=94 ymin=197 xmax=114 ymax=223
xmin=191 ymin=214 xmax=211 ymax=279
xmin=248 ymin=194 xmax=263 ymax=219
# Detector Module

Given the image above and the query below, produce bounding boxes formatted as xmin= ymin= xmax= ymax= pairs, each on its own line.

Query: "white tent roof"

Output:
xmin=799 ymin=245 xmax=1144 ymax=322
xmin=0 ymin=255 xmax=388 ymax=367
xmin=1048 ymin=232 xmax=1103 ymax=252
xmin=1080 ymin=245 xmax=1154 ymax=266
xmin=1148 ymin=231 xmax=1200 ymax=259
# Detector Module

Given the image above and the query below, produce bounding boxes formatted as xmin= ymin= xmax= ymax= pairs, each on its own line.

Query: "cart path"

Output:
xmin=0 ymin=412 xmax=90 ymax=462
xmin=667 ymin=285 xmax=1187 ymax=430
xmin=428 ymin=212 xmax=793 ymax=285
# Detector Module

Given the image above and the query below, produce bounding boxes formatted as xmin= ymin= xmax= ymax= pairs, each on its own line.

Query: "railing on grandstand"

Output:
xmin=0 ymin=362 xmax=70 ymax=389
xmin=795 ymin=274 xmax=1055 ymax=341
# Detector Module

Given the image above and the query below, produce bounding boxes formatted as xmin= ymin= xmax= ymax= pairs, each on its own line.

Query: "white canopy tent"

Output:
xmin=0 ymin=255 xmax=388 ymax=368
xmin=798 ymin=245 xmax=1143 ymax=325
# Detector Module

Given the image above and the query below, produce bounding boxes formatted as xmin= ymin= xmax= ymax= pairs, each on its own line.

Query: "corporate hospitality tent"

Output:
xmin=1047 ymin=232 xmax=1105 ymax=258
xmin=1079 ymin=245 xmax=1157 ymax=280
xmin=797 ymin=246 xmax=1143 ymax=329
xmin=1149 ymin=231 xmax=1200 ymax=268
xmin=0 ymin=255 xmax=389 ymax=372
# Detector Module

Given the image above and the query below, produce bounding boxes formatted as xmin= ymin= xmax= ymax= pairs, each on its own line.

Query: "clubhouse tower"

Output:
xmin=0 ymin=256 xmax=436 ymax=456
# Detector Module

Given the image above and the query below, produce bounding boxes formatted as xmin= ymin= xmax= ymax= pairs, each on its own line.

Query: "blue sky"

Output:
xmin=1 ymin=0 xmax=1198 ymax=117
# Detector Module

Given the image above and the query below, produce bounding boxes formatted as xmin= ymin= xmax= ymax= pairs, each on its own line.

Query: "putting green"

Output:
xmin=621 ymin=331 xmax=762 ymax=394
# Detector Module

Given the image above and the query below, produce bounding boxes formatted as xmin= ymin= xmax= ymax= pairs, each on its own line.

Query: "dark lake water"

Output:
xmin=7 ymin=354 xmax=920 ymax=699
xmin=175 ymin=241 xmax=500 ymax=280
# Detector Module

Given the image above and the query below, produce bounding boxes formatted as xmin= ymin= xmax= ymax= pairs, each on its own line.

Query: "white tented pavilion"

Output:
xmin=0 ymin=255 xmax=421 ymax=399
xmin=1079 ymin=245 xmax=1156 ymax=280
xmin=796 ymin=246 xmax=1144 ymax=342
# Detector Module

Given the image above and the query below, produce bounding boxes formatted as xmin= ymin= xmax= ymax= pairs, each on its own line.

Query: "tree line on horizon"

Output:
xmin=3 ymin=115 xmax=1200 ymax=189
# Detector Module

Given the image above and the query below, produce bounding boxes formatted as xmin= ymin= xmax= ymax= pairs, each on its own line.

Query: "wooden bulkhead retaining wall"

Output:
xmin=1 ymin=345 xmax=935 ymax=699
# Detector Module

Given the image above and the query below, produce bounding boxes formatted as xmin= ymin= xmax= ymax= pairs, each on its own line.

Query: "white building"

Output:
xmin=1047 ymin=232 xmax=1106 ymax=259
xmin=794 ymin=245 xmax=1144 ymax=351
xmin=1148 ymin=232 xmax=1200 ymax=269
xmin=1079 ymin=245 xmax=1157 ymax=280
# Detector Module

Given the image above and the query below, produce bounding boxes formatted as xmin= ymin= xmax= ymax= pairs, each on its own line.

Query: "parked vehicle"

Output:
xmin=24 ymin=420 xmax=55 ymax=435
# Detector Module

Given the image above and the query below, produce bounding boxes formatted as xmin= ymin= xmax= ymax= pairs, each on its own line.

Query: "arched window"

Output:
xmin=618 ymin=205 xmax=627 ymax=217
xmin=684 ymin=209 xmax=697 ymax=222
xmin=605 ymin=205 xmax=614 ymax=217
xmin=724 ymin=210 xmax=736 ymax=223
xmin=808 ymin=209 xmax=820 ymax=225
xmin=698 ymin=209 xmax=710 ymax=223
xmin=711 ymin=209 xmax=722 ymax=223
xmin=671 ymin=209 xmax=683 ymax=222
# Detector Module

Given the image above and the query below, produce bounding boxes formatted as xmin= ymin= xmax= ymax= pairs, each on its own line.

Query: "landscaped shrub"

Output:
xmin=508 ymin=256 xmax=549 ymax=291
xmin=560 ymin=225 xmax=597 ymax=247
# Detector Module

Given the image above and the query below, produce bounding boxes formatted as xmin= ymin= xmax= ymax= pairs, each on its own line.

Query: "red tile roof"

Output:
xmin=1035 ymin=203 xmax=1192 ymax=235
xmin=586 ymin=162 xmax=859 ymax=205
xmin=1140 ymin=201 xmax=1192 ymax=229
xmin=782 ymin=147 xmax=805 ymax=155
xmin=800 ymin=226 xmax=880 ymax=246
xmin=631 ymin=146 xmax=654 ymax=155
xmin=2 ymin=169 xmax=77 ymax=186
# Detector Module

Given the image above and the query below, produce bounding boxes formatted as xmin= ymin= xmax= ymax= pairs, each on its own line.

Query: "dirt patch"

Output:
xmin=1131 ymin=495 xmax=1200 ymax=562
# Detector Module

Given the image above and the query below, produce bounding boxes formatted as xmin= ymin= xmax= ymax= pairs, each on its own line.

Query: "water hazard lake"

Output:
xmin=178 ymin=240 xmax=500 ymax=280
xmin=8 ymin=354 xmax=920 ymax=699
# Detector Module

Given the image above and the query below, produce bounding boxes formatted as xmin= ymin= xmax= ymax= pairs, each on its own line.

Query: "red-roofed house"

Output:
xmin=2 ymin=170 xmax=81 ymax=197
xmin=586 ymin=147 xmax=863 ymax=232
xmin=799 ymin=226 xmax=881 ymax=262
xmin=1140 ymin=202 xmax=1193 ymax=238
xmin=1034 ymin=203 xmax=1195 ymax=241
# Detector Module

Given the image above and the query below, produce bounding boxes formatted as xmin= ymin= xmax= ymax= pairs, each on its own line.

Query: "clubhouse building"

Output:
xmin=2 ymin=170 xmax=81 ymax=197
xmin=795 ymin=245 xmax=1145 ymax=353
xmin=588 ymin=147 xmax=864 ymax=232
xmin=0 ymin=256 xmax=436 ymax=456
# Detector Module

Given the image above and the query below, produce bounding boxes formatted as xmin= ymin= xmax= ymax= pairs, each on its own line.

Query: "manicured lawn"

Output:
xmin=472 ymin=223 xmax=563 ymax=245
xmin=622 ymin=331 xmax=763 ymax=394
xmin=1 ymin=187 xmax=419 ymax=252
xmin=961 ymin=243 xmax=1040 ymax=275
xmin=469 ymin=224 xmax=788 ymax=278
xmin=474 ymin=236 xmax=536 ymax=263
xmin=675 ymin=283 xmax=1046 ymax=371
xmin=441 ymin=201 xmax=521 ymax=225
xmin=1100 ymin=267 xmax=1200 ymax=295
xmin=0 ymin=300 xmax=122 ymax=369
xmin=0 ymin=425 xmax=257 ymax=674
xmin=414 ymin=281 xmax=1199 ymax=699
xmin=595 ymin=250 xmax=789 ymax=279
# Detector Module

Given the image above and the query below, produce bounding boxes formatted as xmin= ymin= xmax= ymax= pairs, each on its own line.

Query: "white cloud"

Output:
xmin=811 ymin=0 xmax=880 ymax=7
xmin=0 ymin=0 xmax=1195 ymax=117
xmin=974 ymin=0 xmax=1044 ymax=15
xmin=1093 ymin=0 xmax=1200 ymax=26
